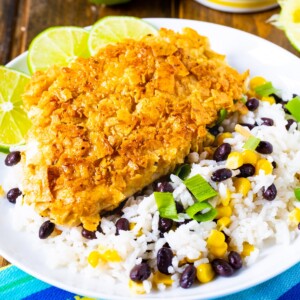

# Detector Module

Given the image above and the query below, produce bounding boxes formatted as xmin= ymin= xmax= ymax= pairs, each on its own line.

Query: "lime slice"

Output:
xmin=0 ymin=66 xmax=31 ymax=151
xmin=278 ymin=0 xmax=300 ymax=51
xmin=28 ymin=26 xmax=90 ymax=74
xmin=88 ymin=16 xmax=158 ymax=56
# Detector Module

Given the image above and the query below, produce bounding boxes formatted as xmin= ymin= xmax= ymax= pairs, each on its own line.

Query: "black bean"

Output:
xmin=155 ymin=182 xmax=174 ymax=193
xmin=213 ymin=143 xmax=231 ymax=162
xmin=81 ymin=228 xmax=96 ymax=239
xmin=6 ymin=188 xmax=22 ymax=204
xmin=97 ymin=223 xmax=103 ymax=233
xmin=286 ymin=119 xmax=297 ymax=131
xmin=5 ymin=151 xmax=21 ymax=166
xmin=262 ymin=184 xmax=277 ymax=201
xmin=208 ymin=125 xmax=220 ymax=137
xmin=116 ymin=218 xmax=130 ymax=235
xmin=175 ymin=201 xmax=184 ymax=213
xmin=211 ymin=259 xmax=234 ymax=277
xmin=237 ymin=164 xmax=255 ymax=178
xmin=163 ymin=242 xmax=171 ymax=248
xmin=180 ymin=265 xmax=196 ymax=289
xmin=39 ymin=220 xmax=55 ymax=239
xmin=211 ymin=168 xmax=232 ymax=182
xmin=130 ymin=263 xmax=151 ymax=282
xmin=271 ymin=161 xmax=277 ymax=169
xmin=256 ymin=141 xmax=273 ymax=154
xmin=270 ymin=93 xmax=283 ymax=104
xmin=261 ymin=118 xmax=274 ymax=126
xmin=159 ymin=217 xmax=173 ymax=233
xmin=239 ymin=123 xmax=256 ymax=130
xmin=157 ymin=247 xmax=173 ymax=275
xmin=228 ymin=251 xmax=243 ymax=270
xmin=246 ymin=98 xmax=259 ymax=111
xmin=298 ymin=223 xmax=300 ymax=230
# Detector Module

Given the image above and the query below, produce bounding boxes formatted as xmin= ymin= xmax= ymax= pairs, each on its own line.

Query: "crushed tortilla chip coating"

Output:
xmin=22 ymin=28 xmax=248 ymax=230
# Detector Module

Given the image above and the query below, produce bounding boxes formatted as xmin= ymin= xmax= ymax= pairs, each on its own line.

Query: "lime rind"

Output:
xmin=88 ymin=16 xmax=158 ymax=56
xmin=0 ymin=67 xmax=31 ymax=152
xmin=27 ymin=26 xmax=90 ymax=74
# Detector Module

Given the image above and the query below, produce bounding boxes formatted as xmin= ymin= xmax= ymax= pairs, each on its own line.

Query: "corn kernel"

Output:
xmin=226 ymin=152 xmax=244 ymax=169
xmin=261 ymin=96 xmax=275 ymax=105
xmin=221 ymin=189 xmax=231 ymax=206
xmin=216 ymin=132 xmax=233 ymax=146
xmin=216 ymin=206 xmax=232 ymax=219
xmin=241 ymin=242 xmax=254 ymax=257
xmin=87 ymin=251 xmax=101 ymax=268
xmin=129 ymin=280 xmax=146 ymax=294
xmin=196 ymin=263 xmax=215 ymax=283
xmin=129 ymin=222 xmax=136 ymax=230
xmin=289 ymin=208 xmax=300 ymax=223
xmin=242 ymin=150 xmax=259 ymax=165
xmin=0 ymin=185 xmax=4 ymax=197
xmin=235 ymin=124 xmax=251 ymax=138
xmin=129 ymin=223 xmax=143 ymax=236
xmin=153 ymin=271 xmax=173 ymax=286
xmin=217 ymin=216 xmax=231 ymax=229
xmin=203 ymin=146 xmax=214 ymax=159
xmin=255 ymin=159 xmax=273 ymax=175
xmin=101 ymin=249 xmax=122 ymax=262
xmin=250 ymin=76 xmax=267 ymax=90
xmin=209 ymin=242 xmax=228 ymax=257
xmin=234 ymin=178 xmax=251 ymax=196
xmin=207 ymin=229 xmax=225 ymax=247
xmin=204 ymin=132 xmax=215 ymax=146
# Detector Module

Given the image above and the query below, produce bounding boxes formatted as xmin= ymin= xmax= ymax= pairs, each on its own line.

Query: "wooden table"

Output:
xmin=0 ymin=0 xmax=299 ymax=269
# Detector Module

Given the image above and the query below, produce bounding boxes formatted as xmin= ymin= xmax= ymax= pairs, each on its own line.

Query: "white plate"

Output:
xmin=1 ymin=18 xmax=300 ymax=300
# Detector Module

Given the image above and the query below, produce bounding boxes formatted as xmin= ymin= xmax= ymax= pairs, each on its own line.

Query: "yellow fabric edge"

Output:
xmin=204 ymin=0 xmax=277 ymax=8
xmin=0 ymin=264 xmax=12 ymax=272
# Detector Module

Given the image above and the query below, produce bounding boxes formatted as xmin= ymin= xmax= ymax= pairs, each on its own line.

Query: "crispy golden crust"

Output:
xmin=22 ymin=28 xmax=248 ymax=230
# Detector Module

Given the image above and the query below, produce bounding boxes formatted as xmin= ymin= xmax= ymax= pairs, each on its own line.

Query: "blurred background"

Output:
xmin=0 ymin=0 xmax=298 ymax=66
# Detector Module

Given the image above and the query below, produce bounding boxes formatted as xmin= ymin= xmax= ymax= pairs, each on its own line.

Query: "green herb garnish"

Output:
xmin=254 ymin=82 xmax=278 ymax=97
xmin=184 ymin=174 xmax=217 ymax=202
xmin=294 ymin=188 xmax=300 ymax=201
xmin=243 ymin=136 xmax=261 ymax=151
xmin=186 ymin=202 xmax=217 ymax=222
xmin=217 ymin=109 xmax=228 ymax=125
xmin=174 ymin=164 xmax=191 ymax=180
xmin=154 ymin=192 xmax=178 ymax=220
xmin=285 ymin=96 xmax=300 ymax=122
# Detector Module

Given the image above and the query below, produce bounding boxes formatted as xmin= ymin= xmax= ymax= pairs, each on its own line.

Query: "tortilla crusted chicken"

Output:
xmin=22 ymin=28 xmax=248 ymax=230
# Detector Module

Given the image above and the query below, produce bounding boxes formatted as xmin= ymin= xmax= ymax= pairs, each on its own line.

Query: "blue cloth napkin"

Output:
xmin=0 ymin=263 xmax=299 ymax=300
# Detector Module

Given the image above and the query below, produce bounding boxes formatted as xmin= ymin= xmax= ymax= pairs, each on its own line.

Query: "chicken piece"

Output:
xmin=22 ymin=28 xmax=248 ymax=230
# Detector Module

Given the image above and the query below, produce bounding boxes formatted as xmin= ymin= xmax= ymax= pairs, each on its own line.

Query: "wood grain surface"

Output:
xmin=0 ymin=0 xmax=299 ymax=268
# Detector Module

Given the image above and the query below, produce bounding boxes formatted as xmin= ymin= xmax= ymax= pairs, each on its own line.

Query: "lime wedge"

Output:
xmin=28 ymin=26 xmax=90 ymax=74
xmin=278 ymin=0 xmax=300 ymax=51
xmin=0 ymin=66 xmax=31 ymax=151
xmin=88 ymin=16 xmax=158 ymax=56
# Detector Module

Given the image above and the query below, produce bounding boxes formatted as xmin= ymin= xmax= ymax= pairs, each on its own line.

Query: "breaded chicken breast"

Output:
xmin=22 ymin=28 xmax=248 ymax=230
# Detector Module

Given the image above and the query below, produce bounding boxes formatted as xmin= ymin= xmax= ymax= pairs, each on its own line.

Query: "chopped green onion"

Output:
xmin=174 ymin=164 xmax=191 ymax=180
xmin=254 ymin=82 xmax=278 ymax=97
xmin=240 ymin=96 xmax=247 ymax=104
xmin=217 ymin=109 xmax=228 ymax=125
xmin=184 ymin=174 xmax=217 ymax=202
xmin=154 ymin=192 xmax=178 ymax=220
xmin=186 ymin=201 xmax=217 ymax=222
xmin=243 ymin=136 xmax=261 ymax=150
xmin=285 ymin=96 xmax=300 ymax=122
xmin=294 ymin=188 xmax=300 ymax=201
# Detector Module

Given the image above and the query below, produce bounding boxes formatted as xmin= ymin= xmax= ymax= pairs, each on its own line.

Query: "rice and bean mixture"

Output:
xmin=2 ymin=76 xmax=300 ymax=294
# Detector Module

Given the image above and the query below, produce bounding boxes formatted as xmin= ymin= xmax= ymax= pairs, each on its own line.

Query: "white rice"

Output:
xmin=2 ymin=100 xmax=300 ymax=293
